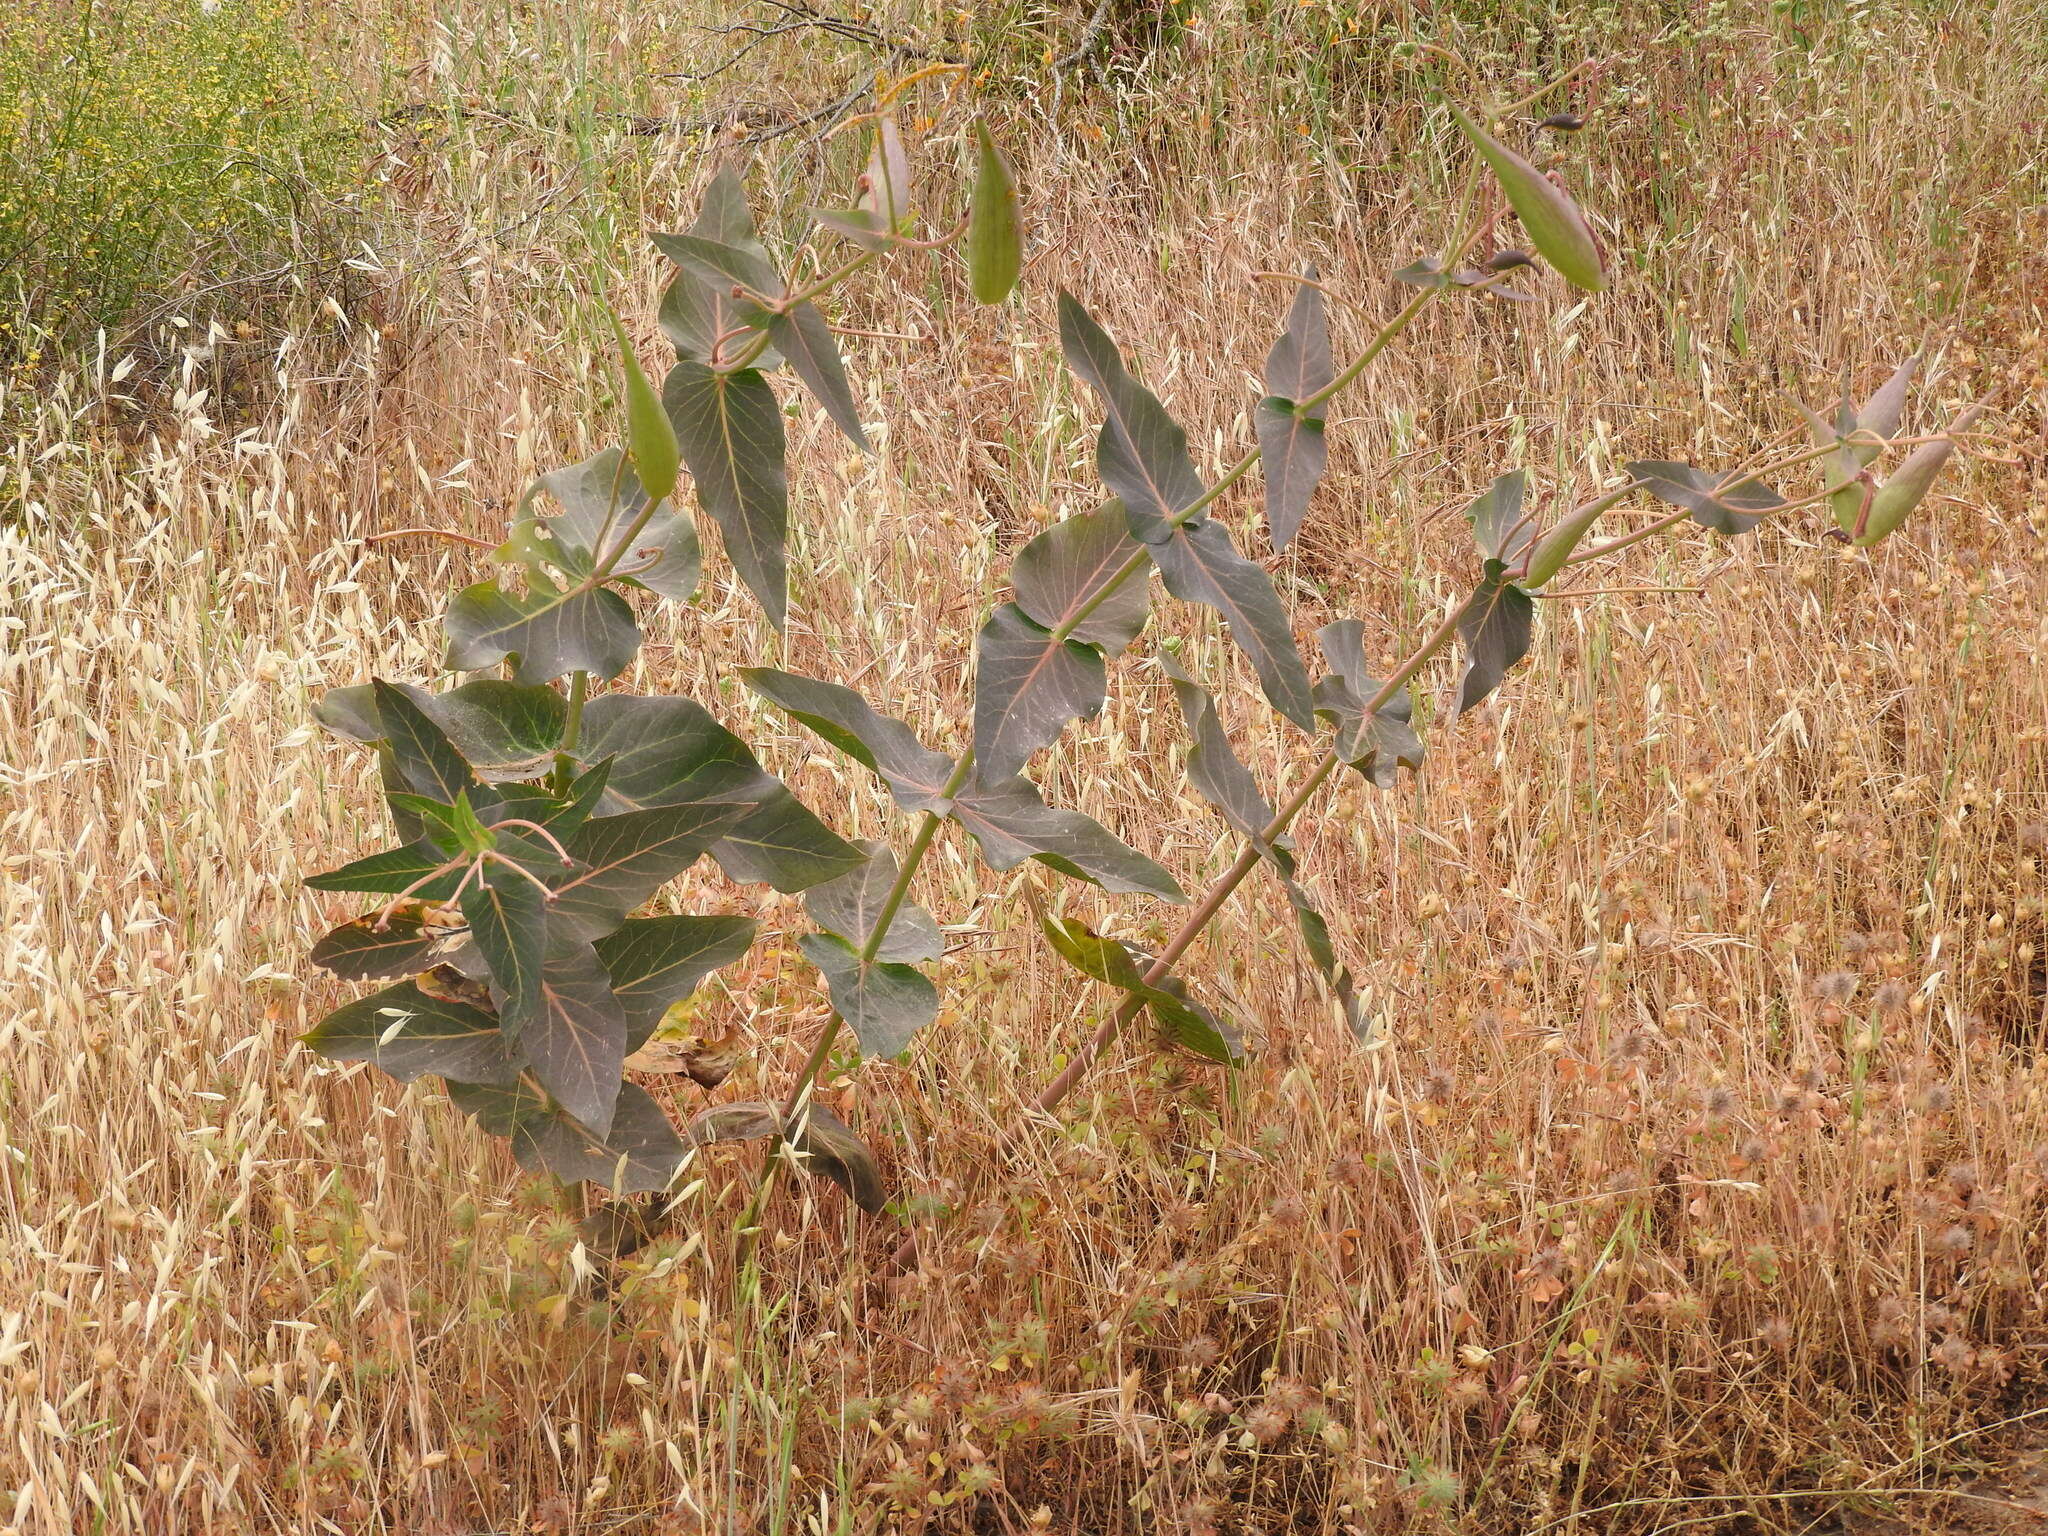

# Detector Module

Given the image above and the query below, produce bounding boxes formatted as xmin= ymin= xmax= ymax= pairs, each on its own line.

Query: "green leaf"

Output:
xmin=420 ymin=680 xmax=567 ymax=779
xmin=306 ymin=842 xmax=457 ymax=897
xmin=1034 ymin=907 xmax=1152 ymax=991
xmin=1160 ymin=654 xmax=1274 ymax=838
xmin=517 ymin=448 xmax=700 ymax=601
xmin=444 ymin=574 xmax=641 ymax=685
xmin=1150 ymin=519 xmax=1316 ymax=730
xmin=1057 ymin=292 xmax=1207 ymax=540
xmin=450 ymin=1079 xmax=685 ymax=1194
xmin=594 ymin=914 xmax=758 ymax=1048
xmin=1521 ymin=485 xmax=1630 ymax=589
xmin=655 ymin=169 xmax=782 ymax=368
xmin=972 ymin=602 xmax=1107 ymax=784
xmin=1312 ymin=619 xmax=1426 ymax=786
xmin=811 ymin=207 xmax=891 ymax=250
xmin=459 ymin=874 xmax=547 ymax=1035
xmin=304 ymin=980 xmax=522 ymax=1086
xmin=519 ymin=942 xmax=629 ymax=1136
xmin=1455 ymin=577 xmax=1536 ymax=714
xmin=1450 ymin=107 xmax=1606 ymax=292
xmin=548 ymin=803 xmax=751 ymax=942
xmin=609 ymin=315 xmax=682 ymax=502
xmin=1464 ymin=471 xmax=1533 ymax=566
xmin=802 ymin=840 xmax=943 ymax=964
xmin=374 ymin=680 xmax=478 ymax=805
xmin=310 ymin=910 xmax=440 ymax=980
xmin=766 ymin=303 xmax=869 ymax=450
xmin=1143 ymin=976 xmax=1244 ymax=1065
xmin=684 ymin=1100 xmax=887 ymax=1212
xmin=574 ymin=693 xmax=862 ymax=892
xmin=740 ymin=668 xmax=956 ymax=812
xmin=797 ymin=931 xmax=938 ymax=1059
xmin=1623 ymin=460 xmax=1783 ymax=536
xmin=663 ymin=360 xmax=790 ymax=628
xmin=314 ymin=683 xmax=384 ymax=743
xmin=656 ymin=231 xmax=783 ymax=313
xmin=785 ymin=1103 xmax=887 ymax=1213
xmin=951 ymin=773 xmax=1185 ymax=901
xmin=967 ymin=119 xmax=1023 ymax=304
xmin=1011 ymin=502 xmax=1152 ymax=655
xmin=1257 ymin=272 xmax=1334 ymax=550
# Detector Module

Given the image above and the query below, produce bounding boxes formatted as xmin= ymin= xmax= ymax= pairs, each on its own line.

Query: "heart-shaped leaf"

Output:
xmin=951 ymin=773 xmax=1185 ymax=901
xmin=797 ymin=931 xmax=939 ymax=1059
xmin=512 ymin=448 xmax=700 ymax=601
xmin=966 ymin=119 xmax=1023 ymax=304
xmin=1057 ymin=292 xmax=1207 ymax=540
xmin=972 ymin=603 xmax=1107 ymax=784
xmin=1312 ymin=619 xmax=1426 ymax=786
xmin=517 ymin=942 xmax=629 ymax=1136
xmin=310 ymin=910 xmax=440 ymax=980
xmin=1150 ymin=518 xmax=1316 ymax=729
xmin=304 ymin=979 xmax=523 ymax=1086
xmin=1455 ymin=576 xmax=1536 ymax=715
xmin=444 ymin=574 xmax=641 ymax=685
xmin=595 ymin=914 xmax=758 ymax=1048
xmin=663 ymin=361 xmax=790 ymax=628
xmin=802 ymin=840 xmax=944 ymax=964
xmin=450 ymin=1079 xmax=684 ymax=1193
xmin=1257 ymin=271 xmax=1335 ymax=550
xmin=1623 ymin=460 xmax=1783 ymax=536
xmin=655 ymin=169 xmax=782 ymax=368
xmin=1464 ymin=471 xmax=1533 ymax=566
xmin=1160 ymin=654 xmax=1274 ymax=838
xmin=1010 ymin=502 xmax=1152 ymax=654
xmin=740 ymin=668 xmax=956 ymax=812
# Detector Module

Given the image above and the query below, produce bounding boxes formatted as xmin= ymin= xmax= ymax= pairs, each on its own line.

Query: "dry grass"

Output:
xmin=5 ymin=1 xmax=2048 ymax=1531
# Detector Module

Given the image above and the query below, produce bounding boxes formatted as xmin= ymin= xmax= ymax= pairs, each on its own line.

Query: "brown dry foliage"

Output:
xmin=3 ymin=2 xmax=2047 ymax=1532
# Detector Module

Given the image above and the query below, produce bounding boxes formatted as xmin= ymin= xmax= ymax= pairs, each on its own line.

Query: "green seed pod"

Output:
xmin=1853 ymin=406 xmax=1982 ymax=547
xmin=1451 ymin=107 xmax=1606 ymax=292
xmin=1521 ymin=484 xmax=1632 ymax=587
xmin=608 ymin=311 xmax=680 ymax=504
xmin=966 ymin=120 xmax=1023 ymax=305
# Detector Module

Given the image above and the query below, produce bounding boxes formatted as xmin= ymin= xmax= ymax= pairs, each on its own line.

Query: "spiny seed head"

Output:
xmin=1815 ymin=969 xmax=1860 ymax=1004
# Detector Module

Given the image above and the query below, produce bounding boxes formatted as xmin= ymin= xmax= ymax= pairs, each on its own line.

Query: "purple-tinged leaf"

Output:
xmin=1454 ymin=577 xmax=1536 ymax=715
xmin=802 ymin=840 xmax=942 ymax=964
xmin=972 ymin=602 xmax=1107 ymax=783
xmin=304 ymin=979 xmax=522 ymax=1087
xmin=797 ymin=930 xmax=937 ymax=1059
xmin=1057 ymin=292 xmax=1208 ymax=540
xmin=1150 ymin=518 xmax=1316 ymax=729
xmin=450 ymin=1079 xmax=684 ymax=1193
xmin=1010 ymin=501 xmax=1152 ymax=654
xmin=663 ymin=361 xmax=789 ymax=627
xmin=1624 ymin=460 xmax=1783 ymax=536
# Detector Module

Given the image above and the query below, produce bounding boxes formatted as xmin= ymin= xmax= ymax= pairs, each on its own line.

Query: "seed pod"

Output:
xmin=966 ymin=119 xmax=1023 ymax=305
xmin=1521 ymin=484 xmax=1633 ymax=587
xmin=608 ymin=312 xmax=680 ymax=503
xmin=1854 ymin=405 xmax=1982 ymax=547
xmin=1539 ymin=112 xmax=1586 ymax=131
xmin=1451 ymin=107 xmax=1606 ymax=292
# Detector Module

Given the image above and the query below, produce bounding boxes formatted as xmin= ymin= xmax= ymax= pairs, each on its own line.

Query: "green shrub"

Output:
xmin=0 ymin=0 xmax=361 ymax=361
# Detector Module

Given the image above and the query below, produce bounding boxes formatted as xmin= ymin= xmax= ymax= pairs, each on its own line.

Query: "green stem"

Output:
xmin=736 ymin=752 xmax=975 ymax=1258
xmin=554 ymin=670 xmax=590 ymax=788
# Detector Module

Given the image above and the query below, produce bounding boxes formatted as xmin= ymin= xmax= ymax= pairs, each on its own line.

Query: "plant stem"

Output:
xmin=736 ymin=753 xmax=975 ymax=1258
xmin=554 ymin=670 xmax=590 ymax=790
xmin=887 ymin=598 xmax=1473 ymax=1271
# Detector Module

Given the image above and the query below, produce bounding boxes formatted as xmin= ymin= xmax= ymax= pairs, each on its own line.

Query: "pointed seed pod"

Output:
xmin=966 ymin=119 xmax=1023 ymax=305
xmin=608 ymin=311 xmax=680 ymax=504
xmin=1521 ymin=484 xmax=1634 ymax=587
xmin=1539 ymin=112 xmax=1586 ymax=131
xmin=1451 ymin=107 xmax=1606 ymax=292
xmin=1854 ymin=405 xmax=1983 ymax=547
